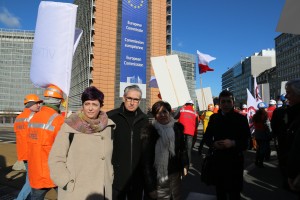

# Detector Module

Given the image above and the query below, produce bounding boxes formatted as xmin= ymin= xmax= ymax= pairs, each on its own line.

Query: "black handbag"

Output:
xmin=201 ymin=149 xmax=216 ymax=185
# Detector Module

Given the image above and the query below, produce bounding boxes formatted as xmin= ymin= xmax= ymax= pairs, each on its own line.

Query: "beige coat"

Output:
xmin=48 ymin=119 xmax=115 ymax=200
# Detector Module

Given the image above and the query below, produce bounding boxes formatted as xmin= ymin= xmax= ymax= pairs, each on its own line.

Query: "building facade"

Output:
xmin=256 ymin=66 xmax=277 ymax=99
xmin=275 ymin=33 xmax=300 ymax=95
xmin=0 ymin=29 xmax=44 ymax=120
xmin=71 ymin=0 xmax=172 ymax=112
xmin=221 ymin=49 xmax=276 ymax=106
xmin=172 ymin=50 xmax=196 ymax=102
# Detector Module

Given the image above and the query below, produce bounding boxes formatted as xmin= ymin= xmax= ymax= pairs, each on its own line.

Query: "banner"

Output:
xmin=195 ymin=87 xmax=213 ymax=111
xmin=30 ymin=1 xmax=79 ymax=96
xmin=247 ymin=88 xmax=258 ymax=126
xmin=119 ymin=0 xmax=148 ymax=98
xmin=253 ymin=76 xmax=262 ymax=103
xmin=151 ymin=55 xmax=191 ymax=108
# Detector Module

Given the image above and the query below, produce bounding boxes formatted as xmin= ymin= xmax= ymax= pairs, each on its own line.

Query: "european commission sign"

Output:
xmin=120 ymin=0 xmax=148 ymax=98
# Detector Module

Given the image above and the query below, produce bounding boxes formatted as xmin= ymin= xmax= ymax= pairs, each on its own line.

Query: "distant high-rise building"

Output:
xmin=275 ymin=33 xmax=300 ymax=95
xmin=70 ymin=0 xmax=172 ymax=112
xmin=172 ymin=50 xmax=196 ymax=102
xmin=0 ymin=29 xmax=43 ymax=114
xmin=221 ymin=49 xmax=276 ymax=106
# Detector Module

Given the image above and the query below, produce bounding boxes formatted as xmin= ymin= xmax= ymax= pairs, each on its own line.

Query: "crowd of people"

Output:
xmin=13 ymin=79 xmax=300 ymax=200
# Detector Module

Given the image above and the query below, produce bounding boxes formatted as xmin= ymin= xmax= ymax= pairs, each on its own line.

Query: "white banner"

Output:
xmin=195 ymin=87 xmax=213 ymax=111
xmin=247 ymin=88 xmax=258 ymax=124
xmin=30 ymin=2 xmax=78 ymax=96
xmin=150 ymin=55 xmax=191 ymax=108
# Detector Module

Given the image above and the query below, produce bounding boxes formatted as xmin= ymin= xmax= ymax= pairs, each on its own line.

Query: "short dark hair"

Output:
xmin=219 ymin=90 xmax=234 ymax=102
xmin=151 ymin=101 xmax=172 ymax=116
xmin=81 ymin=86 xmax=104 ymax=107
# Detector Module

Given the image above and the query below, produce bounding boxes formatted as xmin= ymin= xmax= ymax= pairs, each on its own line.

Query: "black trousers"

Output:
xmin=112 ymin=185 xmax=143 ymax=200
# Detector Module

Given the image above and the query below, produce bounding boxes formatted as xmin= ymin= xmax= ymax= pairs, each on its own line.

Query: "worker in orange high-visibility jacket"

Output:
xmin=176 ymin=100 xmax=198 ymax=166
xmin=14 ymin=94 xmax=43 ymax=200
xmin=27 ymin=85 xmax=65 ymax=200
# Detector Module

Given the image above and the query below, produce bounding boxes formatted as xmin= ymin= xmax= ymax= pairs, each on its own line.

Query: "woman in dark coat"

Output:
xmin=141 ymin=101 xmax=189 ymax=200
xmin=204 ymin=90 xmax=250 ymax=200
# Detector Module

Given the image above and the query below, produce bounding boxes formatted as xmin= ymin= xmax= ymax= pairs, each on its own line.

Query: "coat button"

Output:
xmin=101 ymin=136 xmax=104 ymax=140
xmin=101 ymin=157 xmax=105 ymax=160
xmin=70 ymin=179 xmax=74 ymax=183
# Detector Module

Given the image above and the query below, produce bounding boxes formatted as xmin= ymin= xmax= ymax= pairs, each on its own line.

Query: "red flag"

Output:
xmin=197 ymin=50 xmax=216 ymax=74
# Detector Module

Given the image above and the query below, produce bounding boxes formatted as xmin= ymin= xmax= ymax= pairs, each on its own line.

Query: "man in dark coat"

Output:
xmin=204 ymin=90 xmax=250 ymax=200
xmin=107 ymin=85 xmax=148 ymax=200
xmin=284 ymin=79 xmax=300 ymax=197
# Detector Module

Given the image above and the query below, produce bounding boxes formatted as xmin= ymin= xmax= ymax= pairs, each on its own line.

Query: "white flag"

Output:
xmin=247 ymin=88 xmax=258 ymax=125
xmin=30 ymin=2 xmax=79 ymax=96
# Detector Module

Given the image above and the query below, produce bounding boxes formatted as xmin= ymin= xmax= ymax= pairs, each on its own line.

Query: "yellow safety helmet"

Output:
xmin=44 ymin=85 xmax=64 ymax=99
xmin=24 ymin=94 xmax=43 ymax=105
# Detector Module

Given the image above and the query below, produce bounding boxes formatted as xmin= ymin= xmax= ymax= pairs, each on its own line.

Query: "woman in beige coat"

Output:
xmin=49 ymin=86 xmax=115 ymax=200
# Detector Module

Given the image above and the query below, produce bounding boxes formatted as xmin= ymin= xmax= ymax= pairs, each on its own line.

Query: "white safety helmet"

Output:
xmin=242 ymin=104 xmax=247 ymax=109
xmin=269 ymin=99 xmax=276 ymax=105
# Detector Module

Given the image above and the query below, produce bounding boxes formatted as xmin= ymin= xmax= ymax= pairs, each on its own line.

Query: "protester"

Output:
xmin=287 ymin=128 xmax=300 ymax=198
xmin=239 ymin=104 xmax=247 ymax=116
xmin=141 ymin=101 xmax=189 ymax=200
xmin=271 ymin=94 xmax=289 ymax=188
xmin=252 ymin=102 xmax=272 ymax=168
xmin=198 ymin=104 xmax=214 ymax=154
xmin=213 ymin=104 xmax=219 ymax=113
xmin=265 ymin=99 xmax=276 ymax=160
xmin=107 ymin=85 xmax=148 ymax=200
xmin=49 ymin=86 xmax=115 ymax=199
xmin=267 ymin=99 xmax=276 ymax=120
xmin=27 ymin=85 xmax=65 ymax=200
xmin=14 ymin=94 xmax=43 ymax=200
xmin=175 ymin=100 xmax=198 ymax=166
xmin=203 ymin=90 xmax=250 ymax=200
xmin=284 ymin=79 xmax=300 ymax=196
xmin=277 ymin=100 xmax=283 ymax=108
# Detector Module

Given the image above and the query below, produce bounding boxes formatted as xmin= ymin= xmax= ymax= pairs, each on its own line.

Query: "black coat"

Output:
xmin=285 ymin=103 xmax=300 ymax=180
xmin=107 ymin=103 xmax=149 ymax=190
xmin=141 ymin=122 xmax=189 ymax=193
xmin=204 ymin=110 xmax=250 ymax=191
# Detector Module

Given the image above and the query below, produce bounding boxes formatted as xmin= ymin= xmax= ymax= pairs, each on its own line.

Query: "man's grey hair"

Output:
xmin=123 ymin=85 xmax=142 ymax=97
xmin=286 ymin=79 xmax=300 ymax=96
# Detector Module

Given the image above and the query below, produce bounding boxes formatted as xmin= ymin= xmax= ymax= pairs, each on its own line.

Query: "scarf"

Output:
xmin=153 ymin=117 xmax=175 ymax=183
xmin=65 ymin=110 xmax=108 ymax=134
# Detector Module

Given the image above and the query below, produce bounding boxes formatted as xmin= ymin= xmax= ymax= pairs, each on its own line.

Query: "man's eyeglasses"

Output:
xmin=125 ymin=97 xmax=141 ymax=103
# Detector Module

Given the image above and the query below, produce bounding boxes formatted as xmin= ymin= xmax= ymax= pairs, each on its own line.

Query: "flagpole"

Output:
xmin=200 ymin=74 xmax=206 ymax=111
xmin=64 ymin=97 xmax=69 ymax=118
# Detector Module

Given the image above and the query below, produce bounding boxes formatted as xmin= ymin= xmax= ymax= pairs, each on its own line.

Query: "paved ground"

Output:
xmin=0 ymin=125 xmax=299 ymax=200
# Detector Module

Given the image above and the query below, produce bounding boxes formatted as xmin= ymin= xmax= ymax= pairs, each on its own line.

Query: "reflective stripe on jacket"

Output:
xmin=27 ymin=106 xmax=64 ymax=189
xmin=14 ymin=108 xmax=35 ymax=161
xmin=178 ymin=105 xmax=197 ymax=136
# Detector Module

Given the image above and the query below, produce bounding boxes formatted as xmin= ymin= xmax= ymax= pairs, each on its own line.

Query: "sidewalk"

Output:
xmin=0 ymin=143 xmax=56 ymax=200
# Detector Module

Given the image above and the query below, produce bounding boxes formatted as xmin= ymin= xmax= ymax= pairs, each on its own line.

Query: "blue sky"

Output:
xmin=0 ymin=0 xmax=285 ymax=96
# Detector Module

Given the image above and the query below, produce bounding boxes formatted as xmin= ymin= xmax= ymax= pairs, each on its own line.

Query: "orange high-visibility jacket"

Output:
xmin=27 ymin=106 xmax=64 ymax=189
xmin=178 ymin=105 xmax=198 ymax=136
xmin=14 ymin=108 xmax=35 ymax=161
